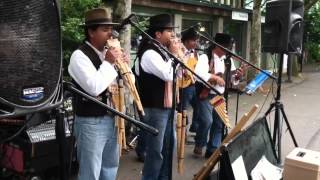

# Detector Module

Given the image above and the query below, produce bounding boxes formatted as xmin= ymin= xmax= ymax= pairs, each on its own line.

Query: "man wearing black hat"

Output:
xmin=135 ymin=13 xmax=177 ymax=180
xmin=193 ymin=33 xmax=243 ymax=158
xmin=178 ymin=27 xmax=200 ymax=133
xmin=68 ymin=7 xmax=127 ymax=180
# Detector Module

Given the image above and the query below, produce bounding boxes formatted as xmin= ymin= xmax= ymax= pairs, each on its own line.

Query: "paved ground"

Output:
xmin=116 ymin=63 xmax=320 ymax=180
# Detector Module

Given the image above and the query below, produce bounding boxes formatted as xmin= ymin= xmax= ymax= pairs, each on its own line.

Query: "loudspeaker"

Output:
xmin=262 ymin=0 xmax=304 ymax=54
xmin=0 ymin=0 xmax=62 ymax=117
xmin=217 ymin=117 xmax=278 ymax=180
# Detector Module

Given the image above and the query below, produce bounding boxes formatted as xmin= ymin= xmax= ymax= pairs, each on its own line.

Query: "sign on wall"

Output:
xmin=232 ymin=11 xmax=248 ymax=21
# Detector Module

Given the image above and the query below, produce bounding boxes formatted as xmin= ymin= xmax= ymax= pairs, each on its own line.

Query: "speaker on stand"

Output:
xmin=263 ymin=0 xmax=304 ymax=54
xmin=262 ymin=0 xmax=303 ymax=163
xmin=0 ymin=1 xmax=68 ymax=179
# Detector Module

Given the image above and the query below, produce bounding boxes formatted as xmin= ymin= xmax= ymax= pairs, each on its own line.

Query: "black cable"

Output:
xmin=0 ymin=113 xmax=35 ymax=144
xmin=60 ymin=94 xmax=76 ymax=178
xmin=247 ymin=51 xmax=276 ymax=121
xmin=253 ymin=79 xmax=273 ymax=121
xmin=270 ymin=54 xmax=278 ymax=100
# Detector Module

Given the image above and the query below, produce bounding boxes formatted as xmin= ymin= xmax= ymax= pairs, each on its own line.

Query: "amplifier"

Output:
xmin=1 ymin=117 xmax=74 ymax=174
xmin=26 ymin=119 xmax=71 ymax=143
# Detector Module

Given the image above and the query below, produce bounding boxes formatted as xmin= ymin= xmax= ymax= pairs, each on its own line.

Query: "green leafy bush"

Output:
xmin=61 ymin=0 xmax=102 ymax=77
xmin=304 ymin=3 xmax=320 ymax=63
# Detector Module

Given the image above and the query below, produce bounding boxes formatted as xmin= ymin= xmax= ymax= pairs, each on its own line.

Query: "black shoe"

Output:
xmin=193 ymin=146 xmax=203 ymax=158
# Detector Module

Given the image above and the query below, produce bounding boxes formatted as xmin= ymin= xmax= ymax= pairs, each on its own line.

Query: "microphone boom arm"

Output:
xmin=64 ymin=82 xmax=159 ymax=136
xmin=128 ymin=18 xmax=223 ymax=96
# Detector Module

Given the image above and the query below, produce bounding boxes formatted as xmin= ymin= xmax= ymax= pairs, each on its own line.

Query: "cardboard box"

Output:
xmin=283 ymin=148 xmax=320 ymax=180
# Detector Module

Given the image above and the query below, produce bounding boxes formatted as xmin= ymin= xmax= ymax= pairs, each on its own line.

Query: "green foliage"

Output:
xmin=61 ymin=0 xmax=102 ymax=76
xmin=305 ymin=3 xmax=320 ymax=63
xmin=131 ymin=16 xmax=149 ymax=37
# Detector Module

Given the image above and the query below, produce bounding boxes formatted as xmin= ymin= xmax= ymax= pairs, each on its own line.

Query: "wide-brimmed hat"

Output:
xmin=83 ymin=8 xmax=119 ymax=27
xmin=214 ymin=33 xmax=233 ymax=47
xmin=181 ymin=28 xmax=199 ymax=42
xmin=148 ymin=14 xmax=178 ymax=30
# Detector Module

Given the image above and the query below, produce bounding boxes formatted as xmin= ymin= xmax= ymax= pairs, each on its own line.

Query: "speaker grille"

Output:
xmin=0 ymin=0 xmax=61 ymax=107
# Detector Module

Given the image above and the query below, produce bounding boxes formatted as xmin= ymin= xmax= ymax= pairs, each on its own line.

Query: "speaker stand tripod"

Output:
xmin=264 ymin=54 xmax=298 ymax=164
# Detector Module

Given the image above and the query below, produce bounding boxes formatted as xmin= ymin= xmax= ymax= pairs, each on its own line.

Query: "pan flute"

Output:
xmin=106 ymin=38 xmax=145 ymax=116
xmin=109 ymin=81 xmax=127 ymax=154
xmin=209 ymin=95 xmax=231 ymax=128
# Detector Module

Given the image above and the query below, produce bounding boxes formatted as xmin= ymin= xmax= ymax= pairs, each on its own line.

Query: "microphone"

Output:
xmin=114 ymin=14 xmax=135 ymax=31
xmin=111 ymin=30 xmax=119 ymax=38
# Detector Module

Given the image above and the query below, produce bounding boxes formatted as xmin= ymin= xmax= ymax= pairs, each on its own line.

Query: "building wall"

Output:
xmin=132 ymin=0 xmax=251 ymax=60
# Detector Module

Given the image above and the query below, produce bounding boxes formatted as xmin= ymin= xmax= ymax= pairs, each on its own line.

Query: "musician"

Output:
xmin=68 ymin=8 xmax=127 ymax=180
xmin=193 ymin=33 xmax=243 ymax=158
xmin=136 ymin=14 xmax=177 ymax=180
xmin=178 ymin=28 xmax=200 ymax=133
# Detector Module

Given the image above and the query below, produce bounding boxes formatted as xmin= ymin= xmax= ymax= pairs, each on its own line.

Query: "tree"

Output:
xmin=109 ymin=0 xmax=132 ymax=56
xmin=304 ymin=1 xmax=320 ymax=63
xmin=248 ymin=0 xmax=264 ymax=78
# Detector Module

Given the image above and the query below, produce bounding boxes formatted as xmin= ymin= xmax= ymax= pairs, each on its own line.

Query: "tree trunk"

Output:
xmin=290 ymin=0 xmax=319 ymax=76
xmin=305 ymin=0 xmax=319 ymax=12
xmin=112 ymin=0 xmax=132 ymax=56
xmin=248 ymin=0 xmax=262 ymax=79
xmin=103 ymin=0 xmax=132 ymax=56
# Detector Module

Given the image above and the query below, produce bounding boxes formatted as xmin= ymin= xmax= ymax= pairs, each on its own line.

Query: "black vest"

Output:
xmin=137 ymin=41 xmax=170 ymax=108
xmin=72 ymin=43 xmax=111 ymax=117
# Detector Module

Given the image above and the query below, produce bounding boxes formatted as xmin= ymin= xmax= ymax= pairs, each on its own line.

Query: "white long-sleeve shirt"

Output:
xmin=68 ymin=41 xmax=118 ymax=97
xmin=140 ymin=49 xmax=173 ymax=81
xmin=194 ymin=53 xmax=237 ymax=94
xmin=194 ymin=54 xmax=212 ymax=83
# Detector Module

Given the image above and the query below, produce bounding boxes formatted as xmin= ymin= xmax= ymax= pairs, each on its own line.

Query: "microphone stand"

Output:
xmin=128 ymin=19 xmax=222 ymax=180
xmin=63 ymin=82 xmax=159 ymax=136
xmin=223 ymin=53 xmax=232 ymax=138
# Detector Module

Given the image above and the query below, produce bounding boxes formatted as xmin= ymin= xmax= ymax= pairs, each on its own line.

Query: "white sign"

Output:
xmin=232 ymin=11 xmax=248 ymax=21
xmin=261 ymin=16 xmax=265 ymax=23
xmin=232 ymin=155 xmax=249 ymax=180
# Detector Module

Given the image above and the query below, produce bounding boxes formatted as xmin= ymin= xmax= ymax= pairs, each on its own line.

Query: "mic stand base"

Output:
xmin=264 ymin=101 xmax=298 ymax=163
xmin=54 ymin=108 xmax=68 ymax=180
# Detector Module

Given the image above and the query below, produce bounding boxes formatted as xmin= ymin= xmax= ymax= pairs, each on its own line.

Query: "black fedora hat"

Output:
xmin=148 ymin=14 xmax=178 ymax=30
xmin=214 ymin=33 xmax=233 ymax=47
xmin=181 ymin=28 xmax=199 ymax=42
xmin=83 ymin=8 xmax=119 ymax=27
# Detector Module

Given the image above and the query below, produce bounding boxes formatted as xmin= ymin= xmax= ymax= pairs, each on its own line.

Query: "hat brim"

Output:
xmin=81 ymin=22 xmax=120 ymax=27
xmin=148 ymin=25 xmax=179 ymax=29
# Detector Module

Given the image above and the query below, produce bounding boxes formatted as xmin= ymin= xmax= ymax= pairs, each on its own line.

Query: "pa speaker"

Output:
xmin=217 ymin=117 xmax=278 ymax=180
xmin=262 ymin=0 xmax=304 ymax=54
xmin=0 ymin=0 xmax=62 ymax=118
